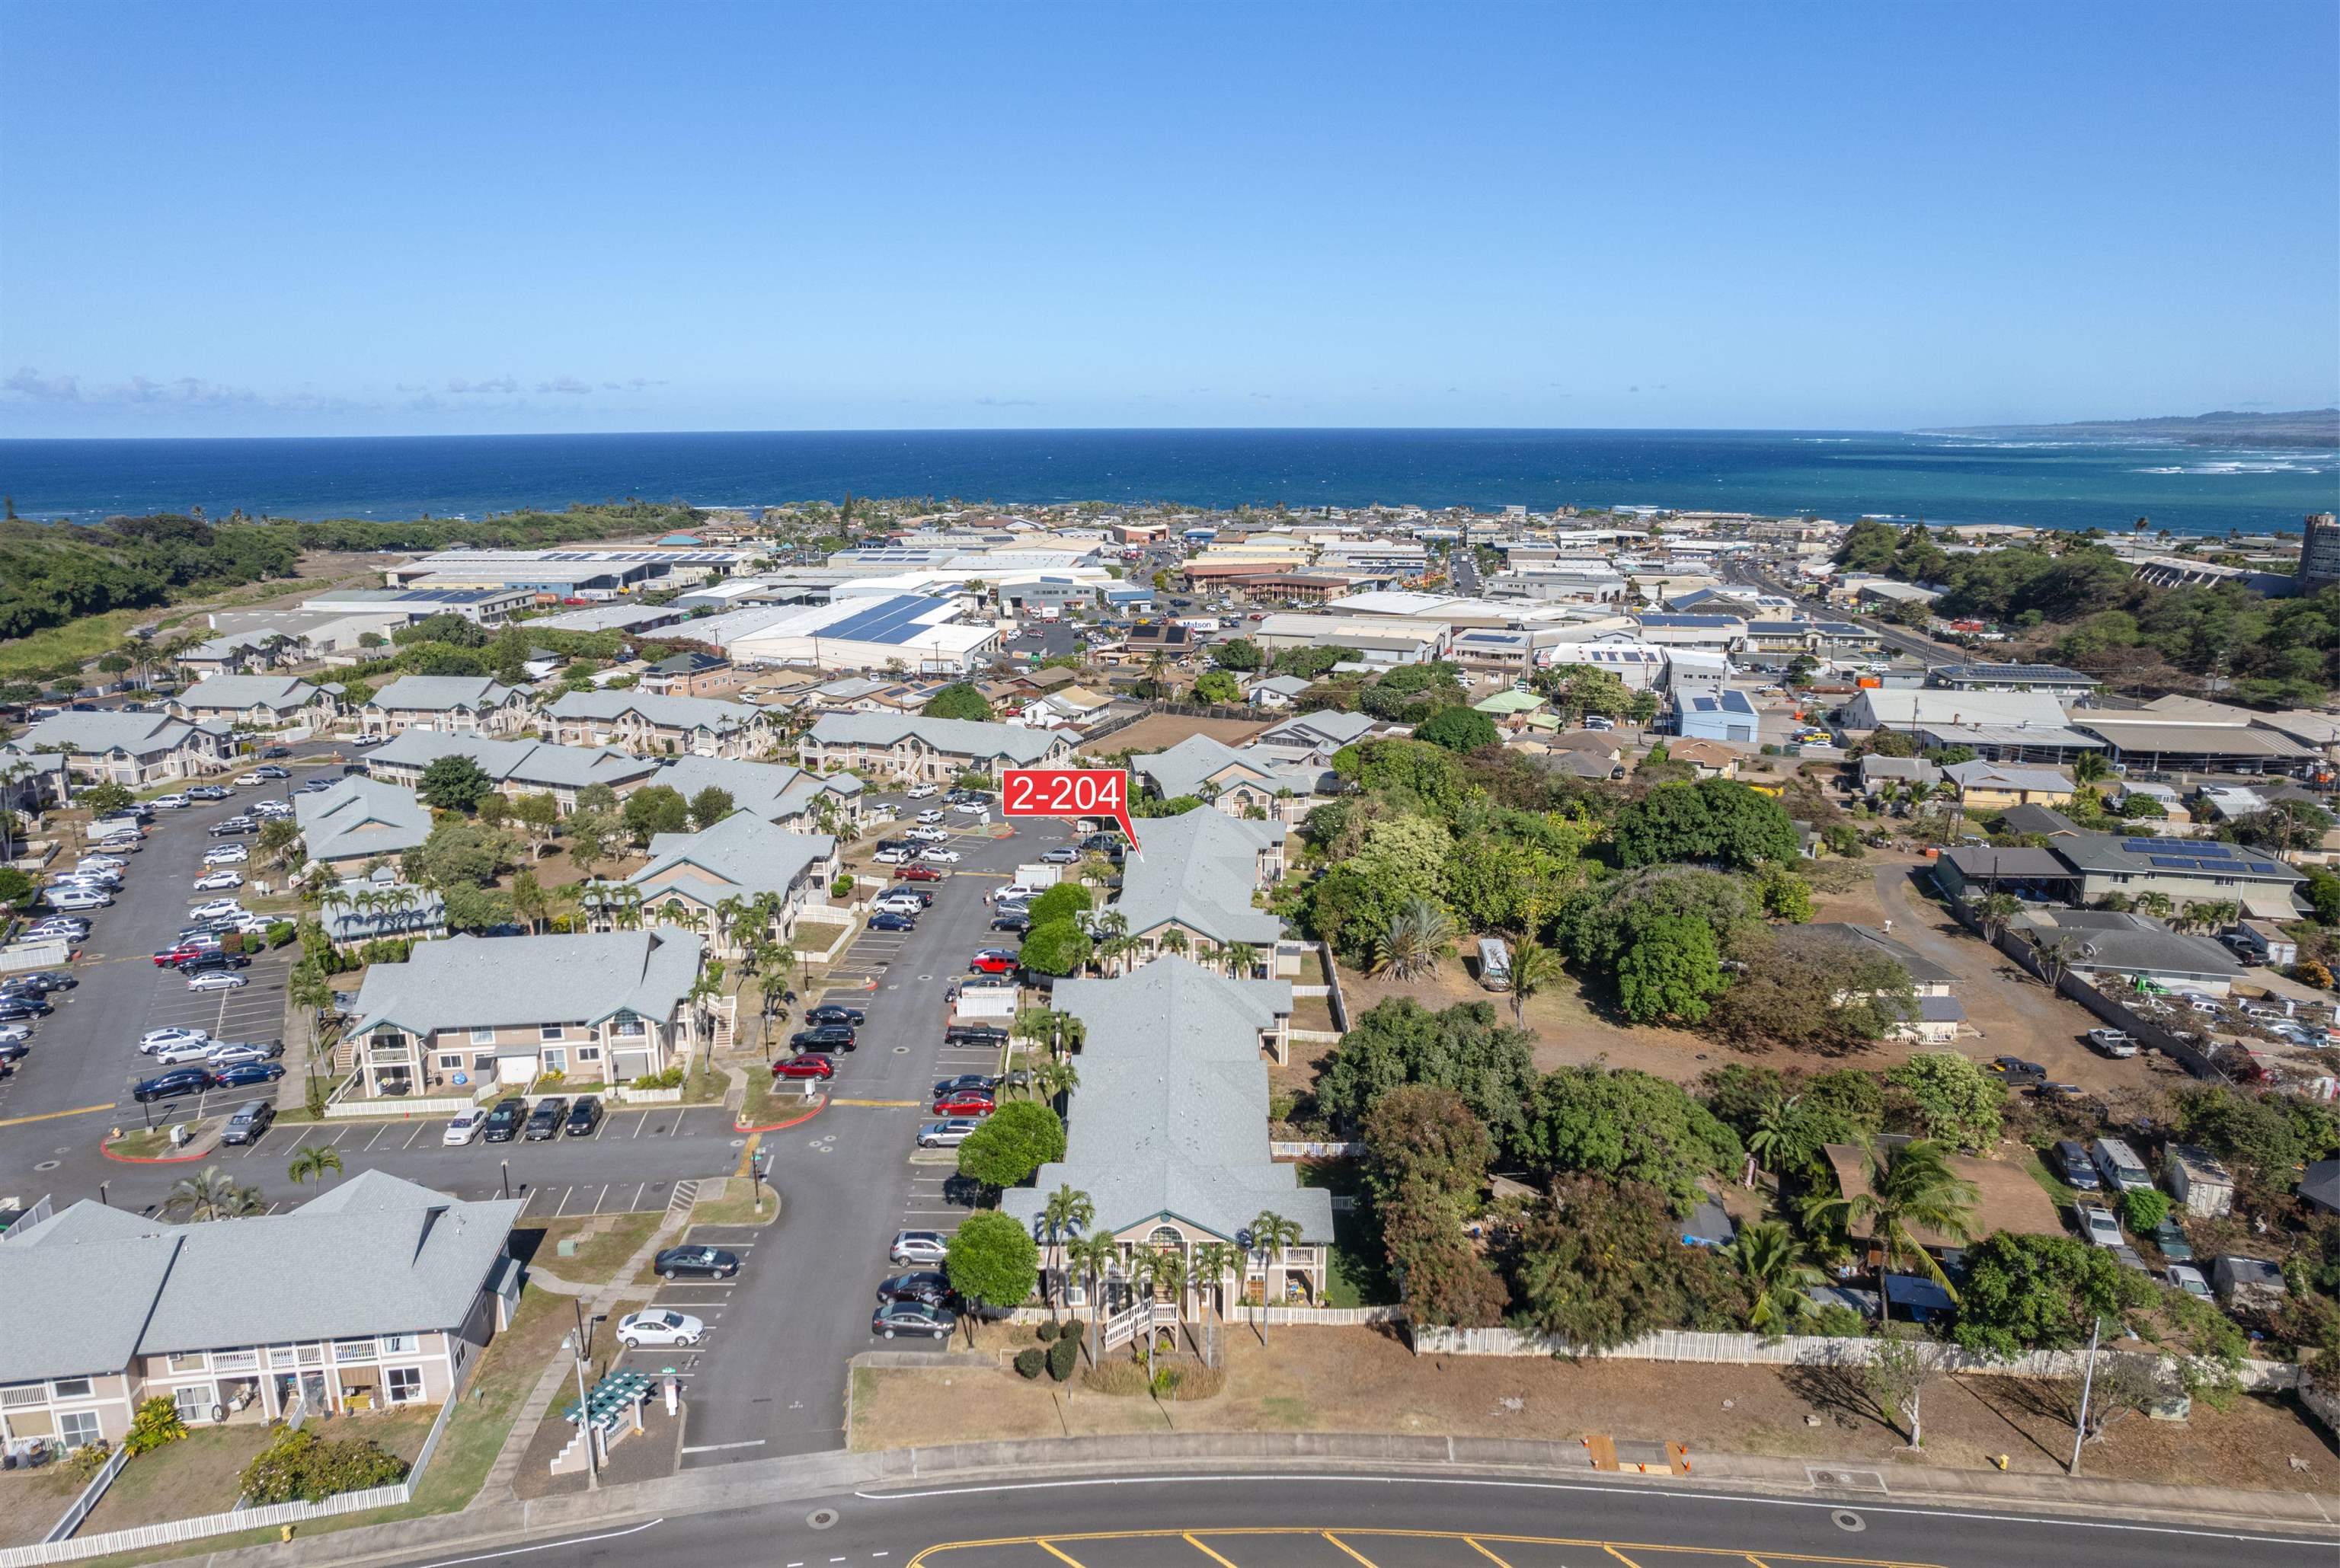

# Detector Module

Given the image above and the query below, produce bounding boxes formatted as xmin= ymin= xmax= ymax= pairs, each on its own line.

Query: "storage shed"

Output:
xmin=2164 ymin=1144 xmax=2236 ymax=1219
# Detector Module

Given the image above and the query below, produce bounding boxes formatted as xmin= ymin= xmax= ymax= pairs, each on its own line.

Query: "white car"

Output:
xmin=148 ymin=1039 xmax=219 ymax=1065
xmin=874 ymin=896 xmax=924 ymax=916
xmin=187 ymin=970 xmax=249 ymax=992
xmin=203 ymin=845 xmax=250 ymax=865
xmin=192 ymin=870 xmax=245 ymax=892
xmin=142 ymin=1027 xmax=212 ymax=1050
xmin=443 ymin=1108 xmax=486 ymax=1145
xmin=906 ymin=826 xmax=948 ymax=844
xmin=2076 ymin=1202 xmax=2123 ymax=1249
xmin=2166 ymin=1263 xmax=2213 ymax=1301
xmin=917 ymin=1117 xmax=983 ymax=1148
xmin=949 ymin=801 xmax=986 ymax=815
xmin=905 ymin=784 xmax=938 ymax=800
xmin=252 ymin=801 xmax=293 ymax=819
xmin=76 ymin=856 xmax=126 ymax=873
xmin=919 ymin=847 xmax=962 ymax=864
xmin=188 ymin=899 xmax=246 ymax=921
xmin=890 ymin=1229 xmax=949 ymax=1266
xmin=873 ymin=847 xmax=911 ymax=864
xmin=915 ymin=810 xmax=945 ymax=825
xmin=616 ymin=1309 xmax=704 ymax=1349
xmin=152 ymin=793 xmax=193 ymax=810
xmin=206 ymin=1041 xmax=281 ymax=1067
xmin=349 ymin=733 xmax=384 ymax=746
xmin=0 ymin=1024 xmax=32 ymax=1046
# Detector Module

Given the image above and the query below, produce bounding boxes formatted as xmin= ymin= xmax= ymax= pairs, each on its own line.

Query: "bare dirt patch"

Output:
xmin=852 ymin=1324 xmax=2340 ymax=1495
xmin=1081 ymin=714 xmax=1271 ymax=756
xmin=0 ymin=1464 xmax=84 ymax=1547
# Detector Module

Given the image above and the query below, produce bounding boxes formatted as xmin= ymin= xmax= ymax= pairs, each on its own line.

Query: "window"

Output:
xmin=470 ymin=1027 xmax=495 ymax=1045
xmin=50 ymin=1378 xmax=92 ymax=1400
xmin=377 ymin=1333 xmax=417 ymax=1355
xmin=614 ymin=1018 xmax=646 ymax=1037
xmin=542 ymin=1048 xmax=567 ymax=1074
xmin=57 ymin=1411 xmax=101 ymax=1449
xmin=539 ymin=1024 xmax=565 ymax=1041
xmin=576 ymin=1047 xmax=602 ymax=1063
xmin=437 ymin=1054 xmax=465 ymax=1071
xmin=173 ymin=1386 xmax=207 ymax=1421
xmin=472 ymin=1052 xmax=495 ymax=1072
xmin=385 ymin=1368 xmax=424 ymax=1404
xmin=167 ymin=1351 xmax=206 ymax=1374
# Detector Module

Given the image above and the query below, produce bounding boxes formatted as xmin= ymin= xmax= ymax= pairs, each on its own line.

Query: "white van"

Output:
xmin=1476 ymin=937 xmax=1512 ymax=992
xmin=2090 ymin=1136 xmax=2152 ymax=1194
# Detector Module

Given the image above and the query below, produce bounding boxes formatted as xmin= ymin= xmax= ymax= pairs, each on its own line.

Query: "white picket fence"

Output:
xmin=615 ymin=1084 xmax=683 ymax=1105
xmin=1407 ymin=1324 xmax=2302 ymax=1391
xmin=1268 ymin=1140 xmax=1362 ymax=1158
xmin=324 ymin=1094 xmax=475 ymax=1119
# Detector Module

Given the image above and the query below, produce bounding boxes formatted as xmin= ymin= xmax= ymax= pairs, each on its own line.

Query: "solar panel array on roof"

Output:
xmin=819 ymin=597 xmax=949 ymax=644
xmin=2127 ymin=838 xmax=2233 ymax=857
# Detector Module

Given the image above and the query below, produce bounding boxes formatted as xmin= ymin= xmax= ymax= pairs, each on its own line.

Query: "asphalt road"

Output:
xmin=375 ymin=1471 xmax=2337 ymax=1568
xmin=634 ymin=811 xmax=1077 ymax=1464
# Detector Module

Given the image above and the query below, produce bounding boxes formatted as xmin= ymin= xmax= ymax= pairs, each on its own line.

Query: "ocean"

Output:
xmin=1 ymin=427 xmax=2334 ymax=535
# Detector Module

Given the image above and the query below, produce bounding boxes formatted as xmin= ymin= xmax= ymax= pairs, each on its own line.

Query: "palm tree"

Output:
xmin=1038 ymin=1186 xmax=1095 ymax=1322
xmin=1191 ymin=1241 xmax=1242 ymax=1321
xmin=2134 ymin=891 xmax=2174 ymax=924
xmin=1805 ymin=1138 xmax=1977 ymax=1321
xmin=163 ymin=1166 xmax=265 ymax=1222
xmin=1743 ymin=1094 xmax=1803 ymax=1187
xmin=1248 ymin=1209 xmax=1303 ymax=1344
xmin=1160 ymin=927 xmax=1191 ymax=960
xmin=1146 ymin=1246 xmax=1189 ymax=1339
xmin=1975 ymin=892 xmax=2022 ymax=942
xmin=287 ymin=1145 xmax=344 ymax=1186
xmin=1731 ymin=1220 xmax=1824 ymax=1336
xmin=2073 ymin=751 xmax=2110 ymax=785
xmin=1224 ymin=941 xmax=1259 ymax=979
xmin=1066 ymin=1229 xmax=1119 ymax=1363
xmin=1504 ymin=937 xmax=1567 ymax=1028
xmin=1369 ymin=899 xmax=1453 ymax=981
xmin=1035 ymin=1057 xmax=1079 ymax=1111
xmin=713 ymin=894 xmax=750 ymax=954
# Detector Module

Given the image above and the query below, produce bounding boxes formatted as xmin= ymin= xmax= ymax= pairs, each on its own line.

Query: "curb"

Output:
xmin=736 ymin=1096 xmax=827 ymax=1134
xmin=101 ymin=1135 xmax=211 ymax=1164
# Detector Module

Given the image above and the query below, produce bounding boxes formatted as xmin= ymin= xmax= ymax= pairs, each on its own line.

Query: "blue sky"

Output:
xmin=2 ymin=2 xmax=2334 ymax=437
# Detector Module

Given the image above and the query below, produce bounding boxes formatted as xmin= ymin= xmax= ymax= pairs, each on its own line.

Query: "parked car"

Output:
xmin=890 ymin=1229 xmax=949 ymax=1266
xmin=874 ymin=1270 xmax=955 ymax=1307
xmin=2149 ymin=1217 xmax=2194 ymax=1261
xmin=881 ymin=887 xmax=934 ymax=907
xmin=203 ymin=845 xmax=250 ymax=865
xmin=152 ymin=792 xmax=193 ymax=810
xmin=205 ymin=1040 xmax=284 ymax=1068
xmin=206 ymin=819 xmax=254 ymax=837
xmin=772 ymin=1052 xmax=836 ymax=1080
xmin=142 ymin=1026 xmax=212 ymax=1049
xmin=187 ymin=969 xmax=248 ymax=992
xmin=967 ymin=951 xmax=1018 ymax=976
xmin=481 ymin=1098 xmax=526 ymax=1142
xmin=5 ymin=972 xmax=75 ymax=995
xmin=872 ymin=1300 xmax=956 ymax=1340
xmin=210 ymin=1061 xmax=285 ymax=1091
xmin=869 ymin=912 xmax=917 ymax=933
xmin=148 ymin=1039 xmax=219 ymax=1066
xmin=874 ymin=896 xmax=925 ymax=917
xmin=654 ymin=1246 xmax=741 ymax=1281
xmin=804 ymin=1004 xmax=865 ymax=1027
xmin=944 ymin=1023 xmax=1009 ymax=1048
xmin=2166 ymin=1263 xmax=2214 ymax=1301
xmin=252 ymin=763 xmax=292 ymax=778
xmin=219 ymin=1100 xmax=276 ymax=1145
xmin=1990 ymin=1055 xmax=2047 ymax=1086
xmin=133 ymin=1066 xmax=215 ymax=1103
xmin=931 ymin=1072 xmax=996 ymax=1097
xmin=989 ymin=913 xmax=1031 ymax=934
xmin=919 ymin=847 xmax=962 ymax=864
xmin=916 ymin=809 xmax=945 ymax=825
xmin=181 ymin=951 xmax=252 ymax=975
xmin=2051 ymin=1139 xmax=2100 ymax=1190
xmin=2075 ymin=1201 xmax=2123 ymax=1248
xmin=948 ymin=801 xmax=986 ymax=816
xmin=2084 ymin=1028 xmax=2138 ymax=1059
xmin=443 ymin=1108 xmax=487 ymax=1145
xmin=897 ymin=864 xmax=943 ymax=883
xmin=45 ymin=888 xmax=111 ymax=910
xmin=1040 ymin=846 xmax=1080 ymax=864
xmin=616 ymin=1308 xmax=705 ymax=1349
xmin=932 ymin=1090 xmax=995 ymax=1116
xmin=523 ymin=1097 xmax=568 ymax=1140
xmin=873 ymin=847 xmax=912 ymax=864
xmin=188 ymin=899 xmax=246 ymax=921
xmin=563 ymin=1096 xmax=605 ymax=1137
xmin=791 ymin=1025 xmax=857 ymax=1052
xmin=906 ymin=784 xmax=938 ymax=799
xmin=906 ymin=826 xmax=949 ymax=844
xmin=916 ymin=1117 xmax=983 ymax=1148
xmin=0 ymin=994 xmax=55 ymax=1020
xmin=192 ymin=870 xmax=245 ymax=892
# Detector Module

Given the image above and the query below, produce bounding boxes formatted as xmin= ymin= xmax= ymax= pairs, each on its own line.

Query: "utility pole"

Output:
xmin=2067 ymin=1313 xmax=2102 ymax=1476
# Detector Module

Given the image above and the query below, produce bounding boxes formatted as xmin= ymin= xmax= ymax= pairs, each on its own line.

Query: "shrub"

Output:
xmin=1013 ymin=1348 xmax=1046 ymax=1380
xmin=833 ymin=874 xmax=856 ymax=899
xmin=238 ymin=1428 xmax=410 ymax=1505
xmin=1080 ymin=1357 xmax=1152 ymax=1396
xmin=1034 ymin=1320 xmax=1060 ymax=1343
xmin=1172 ymin=1363 xmax=1226 ymax=1400
xmin=62 ymin=1441 xmax=113 ymax=1482
xmin=265 ymin=920 xmax=298 ymax=949
xmin=1047 ymin=1336 xmax=1079 ymax=1381
xmin=1060 ymin=1319 xmax=1086 ymax=1344
xmin=124 ymin=1396 xmax=187 ymax=1455
xmin=2121 ymin=1187 xmax=2172 ymax=1232
xmin=630 ymin=1066 xmax=686 ymax=1089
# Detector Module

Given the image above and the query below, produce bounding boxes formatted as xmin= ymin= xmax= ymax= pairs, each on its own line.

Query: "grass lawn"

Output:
xmin=0 ymin=607 xmax=161 ymax=678
xmin=685 ymin=1174 xmax=782 ymax=1229
xmin=1325 ymin=1209 xmax=1395 ymax=1308
xmin=516 ymin=1212 xmax=661 ymax=1285
xmin=739 ymin=1064 xmax=820 ymax=1128
xmin=1290 ymin=995 xmax=1337 ymax=1034
xmin=78 ymin=1425 xmax=277 ymax=1534
xmin=104 ymin=1124 xmax=209 ymax=1160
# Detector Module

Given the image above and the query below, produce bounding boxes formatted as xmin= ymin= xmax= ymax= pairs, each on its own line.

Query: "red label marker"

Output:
xmin=999 ymin=768 xmax=1141 ymax=854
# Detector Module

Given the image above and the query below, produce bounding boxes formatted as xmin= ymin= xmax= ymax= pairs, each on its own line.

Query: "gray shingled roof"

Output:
xmin=1264 ymin=710 xmax=1376 ymax=749
xmin=4 ymin=711 xmax=199 ymax=758
xmin=295 ymin=776 xmax=433 ymax=863
xmin=653 ymin=755 xmax=850 ymax=822
xmin=369 ymin=730 xmax=663 ymax=792
xmin=545 ymin=691 xmax=764 ymax=737
xmin=176 ymin=675 xmax=327 ymax=712
xmin=1111 ymin=808 xmax=1285 ymax=946
xmin=369 ymin=675 xmax=521 ymax=712
xmin=628 ymin=813 xmax=835 ymax=905
xmin=1002 ymin=958 xmax=1329 ymax=1244
xmin=350 ymin=929 xmax=704 ymax=1036
xmin=806 ymin=712 xmax=1071 ymax=765
xmin=0 ymin=1171 xmax=521 ymax=1381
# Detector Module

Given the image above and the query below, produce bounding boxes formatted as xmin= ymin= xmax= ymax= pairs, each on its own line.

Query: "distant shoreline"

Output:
xmin=1917 ymin=409 xmax=2339 ymax=451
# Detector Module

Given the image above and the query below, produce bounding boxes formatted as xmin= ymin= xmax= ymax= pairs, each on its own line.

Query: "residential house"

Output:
xmin=1001 ymin=958 xmax=1332 ymax=1312
xmin=2005 ymin=909 xmax=2246 ymax=995
xmin=612 ymin=813 xmax=839 ymax=949
xmin=2 ymin=711 xmax=232 ymax=787
xmin=0 ymin=1170 xmax=523 ymax=1446
xmin=1250 ymin=709 xmax=1376 ymax=765
xmin=1665 ymin=738 xmax=1741 ymax=779
xmin=1130 ymin=735 xmax=1332 ymax=822
xmin=1996 ymin=803 xmax=2084 ymax=838
xmin=796 ymin=713 xmax=1074 ymax=784
xmin=360 ymin=676 xmax=532 ymax=738
xmin=1941 ymin=760 xmax=2076 ymax=810
xmin=1248 ymin=675 xmax=1313 ymax=710
xmin=1108 ymin=809 xmax=1293 ymax=1008
xmin=1822 ymin=1138 xmax=2061 ymax=1283
xmin=637 ymin=651 xmax=739 ymax=697
xmin=366 ymin=731 xmax=663 ymax=813
xmin=1856 ymin=755 xmax=1942 ymax=800
xmin=294 ymin=776 xmax=435 ymax=875
xmin=651 ymin=753 xmax=863 ymax=832
xmin=544 ymin=691 xmax=773 ymax=759
xmin=1800 ymin=923 xmax=1963 ymax=1043
xmin=169 ymin=675 xmax=341 ymax=730
xmin=174 ymin=628 xmax=309 ymax=680
xmin=2042 ymin=832 xmax=2305 ymax=921
xmin=346 ymin=928 xmax=715 ymax=1094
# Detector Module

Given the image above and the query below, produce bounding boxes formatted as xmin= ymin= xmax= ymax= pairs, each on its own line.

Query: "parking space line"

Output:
xmin=590 ymin=1183 xmax=611 ymax=1215
xmin=629 ymin=1181 xmax=646 ymax=1211
xmin=403 ymin=1123 xmax=428 ymax=1148
xmin=1184 ymin=1536 xmax=1243 ymax=1568
xmin=1461 ymin=1542 xmax=1514 ymax=1568
xmin=551 ymin=1187 xmax=576 ymax=1218
xmin=1035 ymin=1544 xmax=1089 ymax=1568
xmin=1322 ymin=1538 xmax=1381 ymax=1568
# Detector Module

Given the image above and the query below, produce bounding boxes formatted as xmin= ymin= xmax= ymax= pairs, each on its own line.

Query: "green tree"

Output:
xmin=1314 ymin=998 xmax=1541 ymax=1150
xmin=1731 ymin=1219 xmax=1824 ymax=1335
xmin=1511 ymin=1176 xmax=1753 ymax=1348
xmin=621 ymin=784 xmax=690 ymax=845
xmin=124 ymin=1396 xmax=189 ymax=1455
xmin=1415 ymin=706 xmax=1501 ymax=752
xmin=944 ymin=1211 xmax=1041 ymax=1342
xmin=417 ymin=755 xmax=494 ymax=813
xmin=408 ymin=817 xmax=519 ymax=888
xmin=1952 ymin=1232 xmax=2155 ymax=1358
xmin=1521 ymin=1065 xmax=1744 ymax=1211
xmin=1884 ymin=1052 xmax=2005 ymax=1151
xmin=287 ymin=1144 xmax=344 ymax=1186
xmin=162 ymin=1165 xmax=265 ymax=1222
xmin=78 ymin=780 xmax=136 ymax=816
xmin=1615 ymin=912 xmax=1725 ymax=1024
xmin=922 ymin=682 xmax=993 ymax=722
xmin=1369 ymin=897 xmax=1454 ymax=980
xmin=1380 ymin=1182 xmax=1510 ymax=1327
xmin=1025 ymin=882 xmax=1093 ymax=928
xmin=956 ymin=1100 xmax=1067 ymax=1190
xmin=1359 ymin=1084 xmax=1491 ymax=1208
xmin=1614 ymin=778 xmax=1800 ymax=869
xmin=1805 ymin=1138 xmax=1978 ymax=1316
xmin=687 ymin=786 xmax=736 ymax=830
xmin=1711 ymin=927 xmax=1914 ymax=1055
xmin=0 ymin=866 xmax=34 ymax=909
xmin=1212 ymin=637 xmax=1266 ymax=672
xmin=1018 ymin=918 xmax=1093 ymax=976
xmin=1192 ymin=669 xmax=1243 ymax=705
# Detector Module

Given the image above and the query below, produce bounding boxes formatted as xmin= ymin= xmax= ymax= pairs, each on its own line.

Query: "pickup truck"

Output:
xmin=2084 ymin=1028 xmax=2139 ymax=1059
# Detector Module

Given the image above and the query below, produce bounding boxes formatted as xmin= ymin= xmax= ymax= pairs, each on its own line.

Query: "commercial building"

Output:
xmin=0 ymin=1170 xmax=523 ymax=1447
xmin=2300 ymin=513 xmax=2340 ymax=589
xmin=1676 ymin=687 xmax=1759 ymax=745
xmin=296 ymin=586 xmax=535 ymax=626
xmin=712 ymin=596 xmax=1000 ymax=674
xmin=384 ymin=548 xmax=751 ymax=596
xmin=1249 ymin=613 xmax=1448 ymax=668
xmin=1931 ymin=663 xmax=2099 ymax=695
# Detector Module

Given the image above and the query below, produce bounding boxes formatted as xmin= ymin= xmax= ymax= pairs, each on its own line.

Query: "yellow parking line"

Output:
xmin=1184 ymin=1534 xmax=1243 ymax=1568
xmin=831 ymin=1097 xmax=920 ymax=1108
xmin=1601 ymin=1549 xmax=1646 ymax=1568
xmin=0 ymin=1103 xmax=118 ymax=1129
xmin=1463 ymin=1541 xmax=1516 ymax=1568
xmin=1322 ymin=1536 xmax=1380 ymax=1568
xmin=1035 ymin=1543 xmax=1089 ymax=1568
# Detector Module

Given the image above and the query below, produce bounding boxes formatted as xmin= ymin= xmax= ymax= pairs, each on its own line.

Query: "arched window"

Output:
xmin=1147 ymin=1225 xmax=1183 ymax=1249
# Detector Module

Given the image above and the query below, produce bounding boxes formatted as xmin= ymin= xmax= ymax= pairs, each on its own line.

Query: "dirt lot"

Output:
xmin=851 ymin=1323 xmax=2340 ymax=1495
xmin=0 ymin=1463 xmax=84 ymax=1547
xmin=1079 ymin=714 xmax=1271 ymax=758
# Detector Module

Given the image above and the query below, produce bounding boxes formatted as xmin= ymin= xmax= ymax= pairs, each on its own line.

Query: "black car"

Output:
xmin=3 ymin=972 xmax=77 ymax=995
xmin=989 ymin=913 xmax=1031 ymax=934
xmin=0 ymin=1038 xmax=32 ymax=1063
xmin=219 ymin=1100 xmax=275 ymax=1145
xmin=791 ymin=1025 xmax=857 ymax=1052
xmin=654 ymin=1245 xmax=742 ymax=1281
xmin=210 ymin=1061 xmax=286 ymax=1090
xmin=261 ymin=746 xmax=292 ymax=758
xmin=0 ymin=997 xmax=54 ymax=1020
xmin=932 ymin=1072 xmax=996 ymax=1097
xmin=874 ymin=1270 xmax=955 ymax=1308
xmin=873 ymin=1299 xmax=957 ymax=1340
xmin=804 ymin=1004 xmax=865 ymax=1027
xmin=943 ymin=1023 xmax=1009 ymax=1047
xmin=563 ymin=1095 xmax=604 ymax=1137
xmin=133 ymin=1065 xmax=214 ymax=1103
xmin=207 ymin=819 xmax=254 ymax=837
xmin=181 ymin=951 xmax=252 ymax=974
xmin=523 ymin=1097 xmax=567 ymax=1140
xmin=869 ymin=912 xmax=916 ymax=932
xmin=2051 ymin=1139 xmax=2100 ymax=1190
xmin=481 ymin=1097 xmax=527 ymax=1142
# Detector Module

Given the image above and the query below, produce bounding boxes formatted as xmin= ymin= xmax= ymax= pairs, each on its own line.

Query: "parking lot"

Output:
xmin=610 ymin=1221 xmax=771 ymax=1452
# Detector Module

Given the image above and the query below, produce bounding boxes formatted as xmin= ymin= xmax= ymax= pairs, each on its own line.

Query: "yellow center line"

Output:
xmin=0 ymin=1103 xmax=119 ymax=1129
xmin=1322 ymin=1535 xmax=1381 ymax=1568
xmin=1601 ymin=1548 xmax=1648 ymax=1568
xmin=1035 ymin=1543 xmax=1089 ymax=1568
xmin=1464 ymin=1541 xmax=1517 ymax=1568
xmin=1184 ymin=1534 xmax=1243 ymax=1568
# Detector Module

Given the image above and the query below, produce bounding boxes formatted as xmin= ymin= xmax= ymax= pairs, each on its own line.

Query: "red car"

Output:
xmin=932 ymin=1091 xmax=995 ymax=1116
xmin=152 ymin=946 xmax=203 ymax=967
xmin=772 ymin=1053 xmax=836 ymax=1080
xmin=897 ymin=864 xmax=943 ymax=883
xmin=967 ymin=951 xmax=1018 ymax=976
